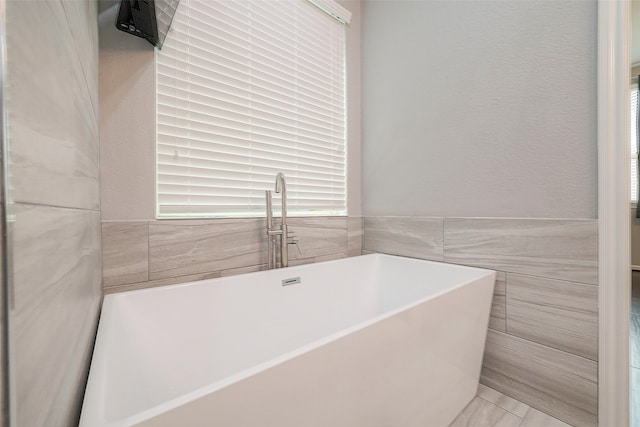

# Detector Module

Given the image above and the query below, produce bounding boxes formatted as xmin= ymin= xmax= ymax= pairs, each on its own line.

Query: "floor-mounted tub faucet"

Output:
xmin=266 ymin=173 xmax=298 ymax=268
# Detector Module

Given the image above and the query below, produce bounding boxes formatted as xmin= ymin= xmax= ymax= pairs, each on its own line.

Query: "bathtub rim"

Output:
xmin=82 ymin=253 xmax=496 ymax=427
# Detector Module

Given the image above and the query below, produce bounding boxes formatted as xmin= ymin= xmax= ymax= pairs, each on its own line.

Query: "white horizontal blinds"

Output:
xmin=632 ymin=80 xmax=638 ymax=203
xmin=156 ymin=0 xmax=347 ymax=217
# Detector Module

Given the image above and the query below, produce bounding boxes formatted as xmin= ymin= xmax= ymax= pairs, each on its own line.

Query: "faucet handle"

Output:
xmin=286 ymin=230 xmax=302 ymax=254
xmin=289 ymin=240 xmax=302 ymax=254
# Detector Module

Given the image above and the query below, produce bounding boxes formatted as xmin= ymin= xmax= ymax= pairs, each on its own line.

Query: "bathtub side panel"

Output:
xmin=136 ymin=274 xmax=495 ymax=427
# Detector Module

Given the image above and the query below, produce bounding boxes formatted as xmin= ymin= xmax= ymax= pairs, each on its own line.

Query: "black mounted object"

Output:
xmin=115 ymin=0 xmax=180 ymax=49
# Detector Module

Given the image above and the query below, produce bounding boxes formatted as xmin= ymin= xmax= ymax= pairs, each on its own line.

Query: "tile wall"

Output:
xmin=364 ymin=216 xmax=598 ymax=427
xmin=5 ymin=1 xmax=102 ymax=426
xmin=103 ymin=214 xmax=596 ymax=426
xmin=102 ymin=216 xmax=363 ymax=294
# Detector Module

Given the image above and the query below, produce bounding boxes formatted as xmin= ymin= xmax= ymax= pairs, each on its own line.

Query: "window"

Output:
xmin=155 ymin=0 xmax=350 ymax=218
xmin=632 ymin=79 xmax=638 ymax=204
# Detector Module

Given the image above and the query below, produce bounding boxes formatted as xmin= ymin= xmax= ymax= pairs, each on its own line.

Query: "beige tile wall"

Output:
xmin=6 ymin=1 xmax=102 ymax=426
xmin=364 ymin=217 xmax=444 ymax=261
xmin=103 ymin=214 xmax=598 ymax=425
xmin=363 ymin=216 xmax=598 ymax=427
xmin=102 ymin=216 xmax=363 ymax=294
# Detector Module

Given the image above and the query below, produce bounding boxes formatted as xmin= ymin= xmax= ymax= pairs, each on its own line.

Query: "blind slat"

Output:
xmin=157 ymin=62 xmax=345 ymax=118
xmin=157 ymin=139 xmax=345 ymax=170
xmin=157 ymin=0 xmax=347 ymax=218
xmin=157 ymin=120 xmax=345 ymax=156
xmin=157 ymin=96 xmax=346 ymax=142
xmin=170 ymin=9 xmax=345 ymax=84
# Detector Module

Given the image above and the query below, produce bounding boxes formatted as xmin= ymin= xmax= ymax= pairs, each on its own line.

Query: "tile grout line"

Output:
xmin=15 ymin=201 xmax=100 ymax=213
xmin=439 ymin=257 xmax=597 ymax=287
xmin=477 ymin=387 xmax=575 ymax=427
xmin=504 ymin=271 xmax=508 ymax=333
xmin=146 ymin=220 xmax=151 ymax=283
xmin=440 ymin=218 xmax=443 ymax=261
xmin=489 ymin=328 xmax=599 ymax=367
xmin=475 ymin=395 xmax=527 ymax=420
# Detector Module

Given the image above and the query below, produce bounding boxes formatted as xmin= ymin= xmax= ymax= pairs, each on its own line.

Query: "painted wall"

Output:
xmin=361 ymin=1 xmax=598 ymax=425
xmin=362 ymin=0 xmax=597 ymax=218
xmin=99 ymin=0 xmax=155 ymax=221
xmin=5 ymin=1 xmax=102 ymax=425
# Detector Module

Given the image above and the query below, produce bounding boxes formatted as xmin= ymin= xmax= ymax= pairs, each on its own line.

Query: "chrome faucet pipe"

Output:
xmin=266 ymin=190 xmax=273 ymax=231
xmin=274 ymin=173 xmax=288 ymax=268
xmin=266 ymin=173 xmax=295 ymax=269
xmin=265 ymin=190 xmax=274 ymax=269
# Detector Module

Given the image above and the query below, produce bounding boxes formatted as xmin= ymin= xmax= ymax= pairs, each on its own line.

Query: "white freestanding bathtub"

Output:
xmin=80 ymin=254 xmax=495 ymax=427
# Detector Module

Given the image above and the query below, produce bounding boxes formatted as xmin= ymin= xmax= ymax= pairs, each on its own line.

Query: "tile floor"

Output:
xmin=449 ymin=384 xmax=571 ymax=427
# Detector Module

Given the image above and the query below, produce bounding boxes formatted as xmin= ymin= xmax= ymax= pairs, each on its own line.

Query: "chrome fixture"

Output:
xmin=266 ymin=173 xmax=299 ymax=268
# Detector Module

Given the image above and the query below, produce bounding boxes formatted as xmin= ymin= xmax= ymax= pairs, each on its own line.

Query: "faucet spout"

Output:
xmin=274 ymin=172 xmax=287 ymax=225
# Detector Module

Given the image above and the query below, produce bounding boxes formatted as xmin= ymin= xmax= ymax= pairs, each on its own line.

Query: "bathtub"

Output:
xmin=80 ymin=254 xmax=495 ymax=427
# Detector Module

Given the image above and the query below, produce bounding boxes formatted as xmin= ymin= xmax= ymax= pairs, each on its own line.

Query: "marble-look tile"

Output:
xmin=476 ymin=384 xmax=529 ymax=417
xmin=489 ymin=272 xmax=506 ymax=332
xmin=288 ymin=252 xmax=347 ymax=266
xmin=449 ymin=397 xmax=521 ymax=427
xmin=632 ymin=271 xmax=640 ymax=298
xmin=104 ymin=270 xmax=223 ymax=294
xmin=633 ymin=274 xmax=640 ymax=315
xmin=347 ymin=216 xmax=363 ymax=254
xmin=149 ymin=219 xmax=266 ymax=280
xmin=314 ymin=252 xmax=347 ymax=263
xmin=632 ymin=367 xmax=640 ymax=427
xmin=506 ymin=273 xmax=598 ymax=361
xmin=444 ymin=218 xmax=597 ymax=284
xmin=61 ymin=0 xmax=99 ymax=117
xmin=363 ymin=216 xmax=444 ymax=261
xmin=11 ymin=203 xmax=102 ymax=427
xmin=632 ymin=314 xmax=640 ymax=369
xmin=7 ymin=0 xmax=99 ymax=210
xmin=287 ymin=217 xmax=347 ymax=260
xmin=481 ymin=330 xmax=597 ymax=427
xmin=520 ymin=408 xmax=573 ymax=427
xmin=288 ymin=257 xmax=316 ymax=267
xmin=102 ymin=221 xmax=149 ymax=287
xmin=633 ymin=313 xmax=640 ymax=334
xmin=220 ymin=264 xmax=268 ymax=277
xmin=110 ymin=216 xmax=350 ymax=291
xmin=0 ymin=201 xmax=4 ymax=421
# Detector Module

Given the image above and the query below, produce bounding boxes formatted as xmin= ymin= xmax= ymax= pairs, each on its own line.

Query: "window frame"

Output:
xmin=631 ymin=77 xmax=638 ymax=206
xmin=154 ymin=0 xmax=351 ymax=219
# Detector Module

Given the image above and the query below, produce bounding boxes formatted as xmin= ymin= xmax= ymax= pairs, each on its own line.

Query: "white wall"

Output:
xmin=362 ymin=0 xmax=597 ymax=218
xmin=99 ymin=0 xmax=362 ymax=220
